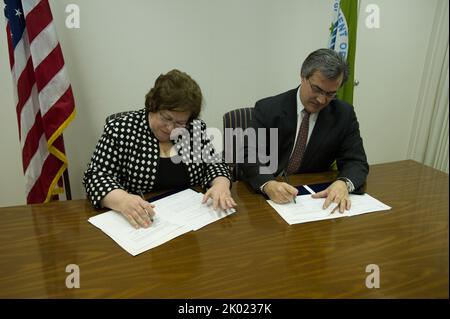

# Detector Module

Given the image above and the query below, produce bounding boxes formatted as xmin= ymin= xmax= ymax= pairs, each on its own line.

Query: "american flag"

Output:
xmin=3 ymin=0 xmax=75 ymax=204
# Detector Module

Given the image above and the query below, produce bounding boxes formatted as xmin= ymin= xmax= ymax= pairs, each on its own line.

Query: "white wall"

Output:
xmin=355 ymin=0 xmax=439 ymax=164
xmin=0 ymin=0 xmax=442 ymax=207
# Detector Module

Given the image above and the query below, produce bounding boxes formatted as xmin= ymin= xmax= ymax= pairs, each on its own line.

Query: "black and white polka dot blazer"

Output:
xmin=83 ymin=109 xmax=231 ymax=208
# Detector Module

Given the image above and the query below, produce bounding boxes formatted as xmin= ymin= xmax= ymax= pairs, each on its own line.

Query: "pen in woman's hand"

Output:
xmin=139 ymin=190 xmax=154 ymax=222
xmin=282 ymin=171 xmax=297 ymax=204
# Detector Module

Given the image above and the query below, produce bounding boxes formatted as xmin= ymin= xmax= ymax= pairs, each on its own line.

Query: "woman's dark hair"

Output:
xmin=145 ymin=69 xmax=202 ymax=119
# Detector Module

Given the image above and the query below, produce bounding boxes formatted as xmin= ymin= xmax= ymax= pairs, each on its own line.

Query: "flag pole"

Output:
xmin=63 ymin=169 xmax=72 ymax=200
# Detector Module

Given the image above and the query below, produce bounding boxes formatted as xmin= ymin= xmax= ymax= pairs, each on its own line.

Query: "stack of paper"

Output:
xmin=267 ymin=187 xmax=391 ymax=225
xmin=88 ymin=189 xmax=235 ymax=256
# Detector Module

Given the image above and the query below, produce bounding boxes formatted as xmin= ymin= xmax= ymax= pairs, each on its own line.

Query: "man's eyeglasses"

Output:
xmin=158 ymin=111 xmax=188 ymax=128
xmin=307 ymin=78 xmax=337 ymax=99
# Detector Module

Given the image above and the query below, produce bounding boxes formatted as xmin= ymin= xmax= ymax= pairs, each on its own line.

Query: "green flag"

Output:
xmin=328 ymin=0 xmax=358 ymax=105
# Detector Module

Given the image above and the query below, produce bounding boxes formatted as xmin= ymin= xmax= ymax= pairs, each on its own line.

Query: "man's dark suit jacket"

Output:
xmin=241 ymin=87 xmax=369 ymax=193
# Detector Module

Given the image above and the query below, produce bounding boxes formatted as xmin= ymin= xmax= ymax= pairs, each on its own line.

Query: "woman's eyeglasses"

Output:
xmin=158 ymin=111 xmax=188 ymax=128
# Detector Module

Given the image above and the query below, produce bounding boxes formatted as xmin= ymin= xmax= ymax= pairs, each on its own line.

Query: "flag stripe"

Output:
xmin=34 ymin=43 xmax=64 ymax=92
xmin=23 ymin=0 xmax=53 ymax=43
xmin=22 ymin=111 xmax=44 ymax=172
xmin=11 ymin=34 xmax=31 ymax=84
xmin=21 ymin=0 xmax=41 ymax=17
xmin=24 ymin=133 xmax=48 ymax=195
xmin=16 ymin=57 xmax=34 ymax=109
xmin=38 ymin=66 xmax=71 ymax=117
xmin=28 ymin=22 xmax=59 ymax=68
xmin=19 ymin=85 xmax=40 ymax=146
xmin=15 ymin=58 xmax=35 ymax=137
xmin=42 ymin=87 xmax=75 ymax=140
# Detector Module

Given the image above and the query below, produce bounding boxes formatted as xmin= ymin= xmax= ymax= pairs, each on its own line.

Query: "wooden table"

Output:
xmin=0 ymin=160 xmax=448 ymax=298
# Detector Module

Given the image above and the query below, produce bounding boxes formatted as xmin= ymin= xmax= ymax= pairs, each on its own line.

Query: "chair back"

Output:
xmin=105 ymin=111 xmax=134 ymax=123
xmin=222 ymin=107 xmax=254 ymax=181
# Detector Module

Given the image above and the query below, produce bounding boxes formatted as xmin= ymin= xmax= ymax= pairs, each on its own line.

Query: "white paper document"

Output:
xmin=267 ymin=190 xmax=391 ymax=225
xmin=88 ymin=189 xmax=235 ymax=256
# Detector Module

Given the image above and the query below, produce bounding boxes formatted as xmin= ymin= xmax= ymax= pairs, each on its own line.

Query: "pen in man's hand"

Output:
xmin=282 ymin=171 xmax=297 ymax=204
xmin=139 ymin=190 xmax=154 ymax=222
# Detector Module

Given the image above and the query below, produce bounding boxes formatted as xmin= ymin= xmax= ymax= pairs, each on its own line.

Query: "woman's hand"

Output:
xmin=119 ymin=193 xmax=156 ymax=228
xmin=202 ymin=177 xmax=237 ymax=211
xmin=102 ymin=189 xmax=155 ymax=229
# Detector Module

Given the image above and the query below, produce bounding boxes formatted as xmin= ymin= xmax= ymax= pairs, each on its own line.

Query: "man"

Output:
xmin=242 ymin=48 xmax=368 ymax=213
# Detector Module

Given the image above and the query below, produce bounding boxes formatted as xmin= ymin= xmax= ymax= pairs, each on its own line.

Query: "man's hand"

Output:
xmin=264 ymin=181 xmax=298 ymax=204
xmin=311 ymin=180 xmax=351 ymax=213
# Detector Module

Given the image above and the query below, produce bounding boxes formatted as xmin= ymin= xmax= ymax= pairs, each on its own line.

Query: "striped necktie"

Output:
xmin=286 ymin=110 xmax=310 ymax=174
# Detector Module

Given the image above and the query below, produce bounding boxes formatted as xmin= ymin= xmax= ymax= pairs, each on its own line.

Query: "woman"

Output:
xmin=83 ymin=69 xmax=236 ymax=229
